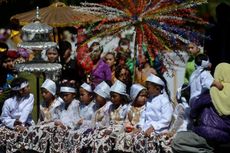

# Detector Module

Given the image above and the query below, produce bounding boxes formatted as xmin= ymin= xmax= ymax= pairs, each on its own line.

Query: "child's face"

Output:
xmin=118 ymin=68 xmax=130 ymax=84
xmin=79 ymin=88 xmax=92 ymax=105
xmin=146 ymin=82 xmax=161 ymax=97
xmin=105 ymin=54 xmax=116 ymax=67
xmin=90 ymin=49 xmax=101 ymax=62
xmin=18 ymin=85 xmax=30 ymax=97
xmin=188 ymin=43 xmax=200 ymax=56
xmin=61 ymin=92 xmax=75 ymax=104
xmin=95 ymin=94 xmax=106 ymax=107
xmin=135 ymin=89 xmax=148 ymax=107
xmin=47 ymin=49 xmax=58 ymax=63
xmin=3 ymin=58 xmax=14 ymax=70
xmin=41 ymin=88 xmax=54 ymax=102
xmin=110 ymin=92 xmax=122 ymax=106
xmin=140 ymin=55 xmax=147 ymax=65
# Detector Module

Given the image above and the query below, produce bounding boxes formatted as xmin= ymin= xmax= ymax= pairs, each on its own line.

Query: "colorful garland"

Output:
xmin=74 ymin=0 xmax=208 ymax=75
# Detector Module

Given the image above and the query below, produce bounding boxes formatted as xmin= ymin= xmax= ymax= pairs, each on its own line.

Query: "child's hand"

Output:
xmin=77 ymin=118 xmax=84 ymax=126
xmin=161 ymin=131 xmax=175 ymax=139
xmin=212 ymin=80 xmax=224 ymax=90
xmin=15 ymin=125 xmax=26 ymax=132
xmin=54 ymin=121 xmax=66 ymax=129
xmin=144 ymin=126 xmax=154 ymax=137
xmin=54 ymin=120 xmax=63 ymax=126
xmin=14 ymin=119 xmax=22 ymax=126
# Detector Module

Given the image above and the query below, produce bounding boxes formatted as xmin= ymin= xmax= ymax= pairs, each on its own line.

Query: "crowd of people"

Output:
xmin=0 ymin=17 xmax=230 ymax=153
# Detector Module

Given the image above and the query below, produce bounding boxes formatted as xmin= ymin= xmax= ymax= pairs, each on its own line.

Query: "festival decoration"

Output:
xmin=15 ymin=7 xmax=62 ymax=119
xmin=74 ymin=0 xmax=208 ymax=75
xmin=11 ymin=2 xmax=101 ymax=27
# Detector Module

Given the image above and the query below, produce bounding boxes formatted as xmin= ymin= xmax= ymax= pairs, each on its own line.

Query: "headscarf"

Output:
xmin=210 ymin=63 xmax=230 ymax=116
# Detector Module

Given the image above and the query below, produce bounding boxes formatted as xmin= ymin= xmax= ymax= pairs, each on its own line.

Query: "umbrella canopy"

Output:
xmin=10 ymin=2 xmax=101 ymax=27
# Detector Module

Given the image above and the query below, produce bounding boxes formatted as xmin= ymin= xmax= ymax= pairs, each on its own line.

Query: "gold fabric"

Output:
xmin=127 ymin=106 xmax=145 ymax=126
xmin=110 ymin=105 xmax=124 ymax=125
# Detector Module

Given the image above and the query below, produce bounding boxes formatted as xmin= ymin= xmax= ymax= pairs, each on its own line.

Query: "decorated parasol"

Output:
xmin=15 ymin=8 xmax=62 ymax=120
xmin=10 ymin=2 xmax=101 ymax=27
xmin=75 ymin=0 xmax=208 ymax=76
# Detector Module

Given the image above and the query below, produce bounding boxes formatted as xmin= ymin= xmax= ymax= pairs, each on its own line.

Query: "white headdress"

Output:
xmin=130 ymin=84 xmax=146 ymax=102
xmin=60 ymin=86 xmax=76 ymax=93
xmin=11 ymin=81 xmax=29 ymax=91
xmin=94 ymin=81 xmax=110 ymax=99
xmin=41 ymin=79 xmax=56 ymax=96
xmin=146 ymin=74 xmax=165 ymax=87
xmin=110 ymin=80 xmax=129 ymax=98
xmin=81 ymin=83 xmax=92 ymax=93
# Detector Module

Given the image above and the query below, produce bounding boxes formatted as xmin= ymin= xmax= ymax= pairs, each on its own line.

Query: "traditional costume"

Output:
xmin=138 ymin=74 xmax=173 ymax=133
xmin=1 ymin=81 xmax=34 ymax=129
xmin=39 ymin=79 xmax=62 ymax=122
xmin=189 ymin=59 xmax=214 ymax=103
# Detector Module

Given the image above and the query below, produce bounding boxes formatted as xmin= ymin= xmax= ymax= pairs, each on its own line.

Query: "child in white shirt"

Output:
xmin=1 ymin=77 xmax=34 ymax=130
xmin=138 ymin=74 xmax=173 ymax=136
xmin=189 ymin=54 xmax=223 ymax=103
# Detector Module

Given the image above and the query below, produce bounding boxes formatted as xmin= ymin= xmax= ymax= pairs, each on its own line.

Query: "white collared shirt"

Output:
xmin=138 ymin=94 xmax=173 ymax=133
xmin=108 ymin=103 xmax=129 ymax=125
xmin=189 ymin=68 xmax=214 ymax=103
xmin=1 ymin=93 xmax=34 ymax=129
xmin=40 ymin=98 xmax=63 ymax=122
xmin=59 ymin=99 xmax=80 ymax=129
xmin=79 ymin=100 xmax=97 ymax=120
xmin=93 ymin=101 xmax=112 ymax=128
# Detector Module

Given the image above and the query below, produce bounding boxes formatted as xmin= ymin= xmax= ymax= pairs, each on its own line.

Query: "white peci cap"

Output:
xmin=60 ymin=86 xmax=76 ymax=93
xmin=41 ymin=79 xmax=56 ymax=96
xmin=94 ymin=81 xmax=110 ymax=99
xmin=110 ymin=80 xmax=129 ymax=98
xmin=146 ymin=74 xmax=165 ymax=87
xmin=130 ymin=84 xmax=146 ymax=102
xmin=81 ymin=82 xmax=92 ymax=93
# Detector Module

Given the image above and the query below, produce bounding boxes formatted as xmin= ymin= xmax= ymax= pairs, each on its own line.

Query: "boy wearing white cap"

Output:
xmin=54 ymin=84 xmax=80 ymax=129
xmin=40 ymin=79 xmax=63 ymax=123
xmin=1 ymin=77 xmax=34 ymax=131
xmin=108 ymin=80 xmax=130 ymax=126
xmin=76 ymin=83 xmax=97 ymax=129
xmin=93 ymin=81 xmax=112 ymax=128
xmin=139 ymin=74 xmax=173 ymax=136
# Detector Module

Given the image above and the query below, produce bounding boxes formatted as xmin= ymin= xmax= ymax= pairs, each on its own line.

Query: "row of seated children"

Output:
xmin=0 ymin=73 xmax=174 ymax=152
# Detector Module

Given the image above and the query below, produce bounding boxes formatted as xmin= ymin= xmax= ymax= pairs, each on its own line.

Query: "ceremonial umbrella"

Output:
xmin=10 ymin=2 xmax=101 ymax=27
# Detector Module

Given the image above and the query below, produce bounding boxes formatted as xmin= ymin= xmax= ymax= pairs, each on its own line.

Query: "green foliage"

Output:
xmin=0 ymin=89 xmax=10 ymax=103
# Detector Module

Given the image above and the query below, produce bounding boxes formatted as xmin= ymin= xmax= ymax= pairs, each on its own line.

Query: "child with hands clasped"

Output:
xmin=138 ymin=74 xmax=173 ymax=137
xmin=54 ymin=84 xmax=80 ymax=129
xmin=76 ymin=83 xmax=97 ymax=130
xmin=92 ymin=81 xmax=112 ymax=128
xmin=124 ymin=84 xmax=147 ymax=133
xmin=189 ymin=54 xmax=223 ymax=104
xmin=108 ymin=80 xmax=130 ymax=126
xmin=1 ymin=77 xmax=34 ymax=131
xmin=39 ymin=79 xmax=62 ymax=123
